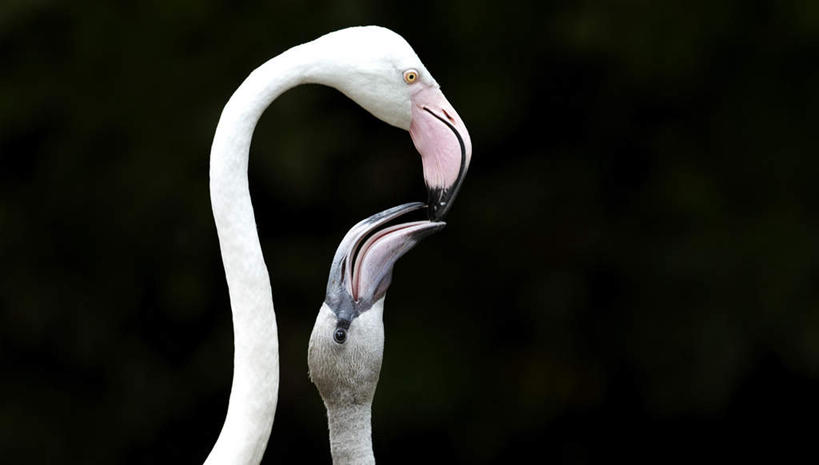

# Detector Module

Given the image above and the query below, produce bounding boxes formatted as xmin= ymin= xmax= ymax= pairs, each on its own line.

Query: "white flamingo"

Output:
xmin=205 ymin=26 xmax=471 ymax=465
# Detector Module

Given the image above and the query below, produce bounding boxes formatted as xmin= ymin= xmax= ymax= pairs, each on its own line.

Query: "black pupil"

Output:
xmin=333 ymin=328 xmax=347 ymax=344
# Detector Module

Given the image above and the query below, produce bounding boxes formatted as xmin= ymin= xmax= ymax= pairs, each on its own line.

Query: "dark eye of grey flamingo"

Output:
xmin=333 ymin=327 xmax=347 ymax=344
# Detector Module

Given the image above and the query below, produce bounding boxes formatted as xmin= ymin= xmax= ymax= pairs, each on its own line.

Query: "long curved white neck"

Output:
xmin=204 ymin=44 xmax=314 ymax=465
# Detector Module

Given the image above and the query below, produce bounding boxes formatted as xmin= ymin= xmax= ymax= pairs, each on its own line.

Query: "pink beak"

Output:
xmin=409 ymin=86 xmax=472 ymax=220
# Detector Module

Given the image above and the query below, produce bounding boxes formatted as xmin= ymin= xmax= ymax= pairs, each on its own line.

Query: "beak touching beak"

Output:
xmin=325 ymin=202 xmax=445 ymax=312
xmin=409 ymin=87 xmax=472 ymax=220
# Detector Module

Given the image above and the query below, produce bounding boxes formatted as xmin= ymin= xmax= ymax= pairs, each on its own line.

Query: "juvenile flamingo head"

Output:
xmin=308 ymin=203 xmax=443 ymax=404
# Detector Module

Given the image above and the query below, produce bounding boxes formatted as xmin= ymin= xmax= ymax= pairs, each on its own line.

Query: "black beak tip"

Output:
xmin=428 ymin=200 xmax=448 ymax=221
xmin=426 ymin=186 xmax=455 ymax=221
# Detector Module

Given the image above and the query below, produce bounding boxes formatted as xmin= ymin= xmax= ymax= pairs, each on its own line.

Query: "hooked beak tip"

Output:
xmin=428 ymin=201 xmax=447 ymax=221
xmin=426 ymin=187 xmax=455 ymax=221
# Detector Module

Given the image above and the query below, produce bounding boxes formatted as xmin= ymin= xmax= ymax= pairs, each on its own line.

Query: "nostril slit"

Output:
xmin=442 ymin=109 xmax=455 ymax=122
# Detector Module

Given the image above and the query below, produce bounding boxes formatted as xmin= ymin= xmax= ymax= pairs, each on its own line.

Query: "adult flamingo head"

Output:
xmin=305 ymin=27 xmax=473 ymax=220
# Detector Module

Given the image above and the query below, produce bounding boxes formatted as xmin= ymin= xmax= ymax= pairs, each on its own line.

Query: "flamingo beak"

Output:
xmin=325 ymin=203 xmax=445 ymax=323
xmin=409 ymin=87 xmax=472 ymax=220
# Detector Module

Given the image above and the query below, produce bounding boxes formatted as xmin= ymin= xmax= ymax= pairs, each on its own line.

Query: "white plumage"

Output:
xmin=205 ymin=26 xmax=469 ymax=465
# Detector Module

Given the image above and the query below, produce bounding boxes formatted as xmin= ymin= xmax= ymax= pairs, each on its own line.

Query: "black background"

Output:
xmin=2 ymin=1 xmax=818 ymax=463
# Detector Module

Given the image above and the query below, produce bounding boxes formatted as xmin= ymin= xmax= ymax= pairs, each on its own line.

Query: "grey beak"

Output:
xmin=325 ymin=202 xmax=445 ymax=315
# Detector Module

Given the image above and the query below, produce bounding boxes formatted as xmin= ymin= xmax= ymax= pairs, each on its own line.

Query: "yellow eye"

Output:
xmin=403 ymin=69 xmax=419 ymax=84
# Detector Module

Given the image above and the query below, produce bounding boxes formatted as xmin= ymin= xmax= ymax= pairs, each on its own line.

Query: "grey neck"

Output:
xmin=326 ymin=403 xmax=375 ymax=465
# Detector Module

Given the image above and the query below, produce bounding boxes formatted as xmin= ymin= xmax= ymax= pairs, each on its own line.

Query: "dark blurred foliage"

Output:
xmin=2 ymin=0 xmax=818 ymax=463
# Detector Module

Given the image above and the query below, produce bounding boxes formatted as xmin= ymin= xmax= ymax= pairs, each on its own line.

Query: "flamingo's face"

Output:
xmin=307 ymin=26 xmax=472 ymax=220
xmin=308 ymin=203 xmax=443 ymax=405
xmin=308 ymin=301 xmax=385 ymax=406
